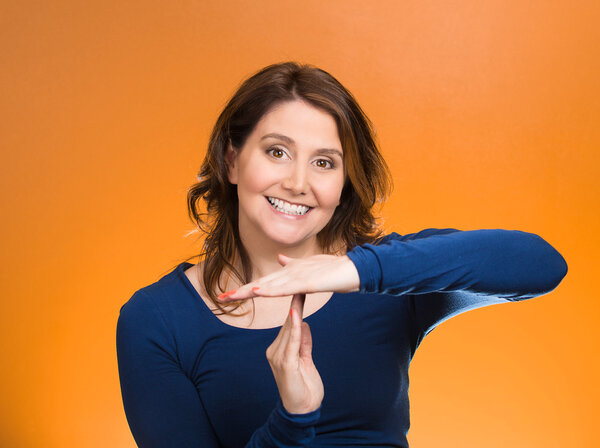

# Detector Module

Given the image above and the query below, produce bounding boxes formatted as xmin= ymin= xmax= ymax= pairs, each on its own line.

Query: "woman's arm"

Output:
xmin=346 ymin=228 xmax=568 ymax=339
xmin=116 ymin=291 xmax=320 ymax=448
xmin=346 ymin=228 xmax=568 ymax=299
xmin=116 ymin=291 xmax=221 ymax=447
xmin=218 ymin=227 xmax=567 ymax=348
xmin=220 ymin=228 xmax=567 ymax=305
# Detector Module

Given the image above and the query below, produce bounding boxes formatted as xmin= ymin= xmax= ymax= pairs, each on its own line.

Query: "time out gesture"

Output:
xmin=218 ymin=253 xmax=360 ymax=415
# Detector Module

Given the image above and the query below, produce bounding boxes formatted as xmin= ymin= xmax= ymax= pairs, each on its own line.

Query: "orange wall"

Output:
xmin=1 ymin=1 xmax=598 ymax=446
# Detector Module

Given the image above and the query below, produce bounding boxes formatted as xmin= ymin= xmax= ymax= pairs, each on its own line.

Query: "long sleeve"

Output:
xmin=116 ymin=291 xmax=321 ymax=448
xmin=346 ymin=228 xmax=568 ymax=337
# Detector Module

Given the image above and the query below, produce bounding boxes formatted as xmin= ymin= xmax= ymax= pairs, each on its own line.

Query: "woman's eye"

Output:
xmin=314 ymin=159 xmax=334 ymax=169
xmin=267 ymin=147 xmax=287 ymax=159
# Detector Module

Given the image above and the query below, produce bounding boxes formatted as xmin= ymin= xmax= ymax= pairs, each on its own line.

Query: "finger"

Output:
xmin=271 ymin=308 xmax=296 ymax=368
xmin=268 ymin=308 xmax=292 ymax=359
xmin=220 ymin=267 xmax=292 ymax=301
xmin=247 ymin=278 xmax=310 ymax=299
xmin=277 ymin=253 xmax=294 ymax=266
xmin=290 ymin=293 xmax=306 ymax=321
xmin=299 ymin=322 xmax=313 ymax=360
xmin=283 ymin=305 xmax=302 ymax=364
xmin=219 ymin=284 xmax=262 ymax=301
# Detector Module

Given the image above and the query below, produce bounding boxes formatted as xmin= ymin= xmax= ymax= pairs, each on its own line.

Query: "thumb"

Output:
xmin=299 ymin=322 xmax=313 ymax=359
xmin=277 ymin=253 xmax=294 ymax=266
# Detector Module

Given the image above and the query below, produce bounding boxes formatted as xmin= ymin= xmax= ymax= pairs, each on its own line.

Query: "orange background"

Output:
xmin=1 ymin=1 xmax=598 ymax=446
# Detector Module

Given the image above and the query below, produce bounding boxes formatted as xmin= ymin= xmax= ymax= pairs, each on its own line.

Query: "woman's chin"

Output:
xmin=266 ymin=234 xmax=311 ymax=248
xmin=256 ymin=228 xmax=316 ymax=248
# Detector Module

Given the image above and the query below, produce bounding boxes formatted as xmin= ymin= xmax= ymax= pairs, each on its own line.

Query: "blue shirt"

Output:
xmin=116 ymin=228 xmax=567 ymax=447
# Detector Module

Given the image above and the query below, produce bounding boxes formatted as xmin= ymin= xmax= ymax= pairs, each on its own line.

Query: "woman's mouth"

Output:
xmin=266 ymin=196 xmax=313 ymax=216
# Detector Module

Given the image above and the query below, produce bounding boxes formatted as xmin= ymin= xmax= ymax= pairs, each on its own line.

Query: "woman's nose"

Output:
xmin=281 ymin=163 xmax=308 ymax=194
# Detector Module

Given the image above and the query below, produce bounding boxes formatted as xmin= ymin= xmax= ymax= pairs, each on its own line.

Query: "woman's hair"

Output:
xmin=186 ymin=61 xmax=392 ymax=317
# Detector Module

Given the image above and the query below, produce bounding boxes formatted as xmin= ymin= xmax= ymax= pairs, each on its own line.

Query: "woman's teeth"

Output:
xmin=267 ymin=197 xmax=310 ymax=216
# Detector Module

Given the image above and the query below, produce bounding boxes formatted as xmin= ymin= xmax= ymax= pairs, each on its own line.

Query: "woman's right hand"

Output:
xmin=266 ymin=293 xmax=324 ymax=414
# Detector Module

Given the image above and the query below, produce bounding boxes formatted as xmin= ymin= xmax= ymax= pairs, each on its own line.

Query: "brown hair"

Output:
xmin=185 ymin=61 xmax=392 ymax=318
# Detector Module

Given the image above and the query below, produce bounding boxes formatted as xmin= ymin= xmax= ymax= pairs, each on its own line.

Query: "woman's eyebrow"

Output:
xmin=314 ymin=148 xmax=344 ymax=159
xmin=261 ymin=132 xmax=294 ymax=144
xmin=260 ymin=133 xmax=343 ymax=159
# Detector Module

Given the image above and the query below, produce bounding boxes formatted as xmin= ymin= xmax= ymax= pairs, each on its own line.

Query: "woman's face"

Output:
xmin=226 ymin=99 xmax=345 ymax=249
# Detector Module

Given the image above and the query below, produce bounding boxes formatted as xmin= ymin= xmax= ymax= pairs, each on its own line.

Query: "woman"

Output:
xmin=116 ymin=62 xmax=568 ymax=447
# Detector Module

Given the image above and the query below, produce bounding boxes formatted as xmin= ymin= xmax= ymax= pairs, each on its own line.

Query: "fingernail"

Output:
xmin=218 ymin=290 xmax=236 ymax=300
xmin=252 ymin=286 xmax=260 ymax=292
xmin=290 ymin=309 xmax=294 ymax=319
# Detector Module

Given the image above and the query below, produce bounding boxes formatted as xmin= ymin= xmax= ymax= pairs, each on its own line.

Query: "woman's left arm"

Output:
xmin=220 ymin=229 xmax=567 ymax=303
xmin=347 ymin=228 xmax=568 ymax=300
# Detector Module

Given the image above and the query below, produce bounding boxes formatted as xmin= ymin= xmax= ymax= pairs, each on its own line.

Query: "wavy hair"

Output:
xmin=185 ymin=61 xmax=392 ymax=318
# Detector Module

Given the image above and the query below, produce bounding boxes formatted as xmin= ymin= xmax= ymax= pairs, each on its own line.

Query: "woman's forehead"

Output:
xmin=251 ymin=100 xmax=343 ymax=151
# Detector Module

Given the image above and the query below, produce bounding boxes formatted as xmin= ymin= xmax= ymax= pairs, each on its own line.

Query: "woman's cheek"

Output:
xmin=321 ymin=177 xmax=344 ymax=207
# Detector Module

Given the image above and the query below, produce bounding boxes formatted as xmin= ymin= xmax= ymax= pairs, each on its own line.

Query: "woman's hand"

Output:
xmin=266 ymin=293 xmax=324 ymax=414
xmin=219 ymin=254 xmax=360 ymax=302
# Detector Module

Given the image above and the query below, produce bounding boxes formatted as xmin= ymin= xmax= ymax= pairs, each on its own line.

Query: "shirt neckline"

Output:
xmin=175 ymin=262 xmax=338 ymax=332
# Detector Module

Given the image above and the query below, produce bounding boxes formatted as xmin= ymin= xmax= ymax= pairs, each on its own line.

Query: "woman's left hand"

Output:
xmin=219 ymin=254 xmax=360 ymax=302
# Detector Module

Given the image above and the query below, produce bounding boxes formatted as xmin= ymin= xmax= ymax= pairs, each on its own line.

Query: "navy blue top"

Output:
xmin=116 ymin=228 xmax=567 ymax=447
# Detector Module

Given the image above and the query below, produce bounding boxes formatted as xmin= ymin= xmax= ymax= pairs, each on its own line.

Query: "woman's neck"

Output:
xmin=237 ymin=233 xmax=323 ymax=281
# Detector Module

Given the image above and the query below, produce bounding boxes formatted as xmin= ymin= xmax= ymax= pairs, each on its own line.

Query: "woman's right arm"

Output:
xmin=116 ymin=290 xmax=321 ymax=448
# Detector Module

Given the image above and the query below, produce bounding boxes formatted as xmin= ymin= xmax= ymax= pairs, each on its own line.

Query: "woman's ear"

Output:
xmin=225 ymin=142 xmax=239 ymax=185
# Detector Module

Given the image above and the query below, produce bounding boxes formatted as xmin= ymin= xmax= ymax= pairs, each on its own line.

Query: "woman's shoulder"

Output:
xmin=119 ymin=262 xmax=197 ymax=321
xmin=118 ymin=262 xmax=220 ymax=357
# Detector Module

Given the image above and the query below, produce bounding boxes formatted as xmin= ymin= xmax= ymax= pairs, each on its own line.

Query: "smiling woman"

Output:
xmin=116 ymin=62 xmax=568 ymax=447
xmin=184 ymin=62 xmax=392 ymax=320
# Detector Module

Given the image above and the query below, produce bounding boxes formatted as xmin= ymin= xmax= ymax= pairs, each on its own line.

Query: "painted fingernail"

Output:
xmin=218 ymin=290 xmax=237 ymax=300
xmin=252 ymin=286 xmax=260 ymax=292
